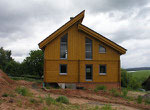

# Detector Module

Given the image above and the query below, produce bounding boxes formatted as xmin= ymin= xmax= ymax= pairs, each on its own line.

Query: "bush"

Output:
xmin=122 ymin=89 xmax=128 ymax=97
xmin=15 ymin=86 xmax=32 ymax=96
xmin=45 ymin=94 xmax=56 ymax=105
xmin=56 ymin=96 xmax=69 ymax=104
xmin=101 ymin=104 xmax=113 ymax=110
xmin=137 ymin=95 xmax=143 ymax=104
xmin=94 ymin=85 xmax=107 ymax=92
xmin=2 ymin=93 xmax=9 ymax=97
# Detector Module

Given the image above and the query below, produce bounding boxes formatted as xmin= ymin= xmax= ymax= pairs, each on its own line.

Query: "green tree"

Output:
xmin=23 ymin=50 xmax=44 ymax=77
xmin=0 ymin=47 xmax=13 ymax=70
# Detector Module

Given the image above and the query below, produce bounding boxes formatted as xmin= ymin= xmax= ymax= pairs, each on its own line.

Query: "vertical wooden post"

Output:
xmin=118 ymin=60 xmax=121 ymax=89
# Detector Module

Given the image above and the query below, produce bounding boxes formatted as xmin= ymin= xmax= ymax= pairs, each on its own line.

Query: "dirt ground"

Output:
xmin=0 ymin=70 xmax=150 ymax=110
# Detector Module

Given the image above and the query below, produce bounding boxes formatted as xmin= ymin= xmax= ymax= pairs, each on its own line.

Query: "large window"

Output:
xmin=60 ymin=34 xmax=68 ymax=59
xmin=99 ymin=65 xmax=106 ymax=75
xmin=99 ymin=45 xmax=106 ymax=53
xmin=60 ymin=64 xmax=67 ymax=75
xmin=85 ymin=38 xmax=92 ymax=59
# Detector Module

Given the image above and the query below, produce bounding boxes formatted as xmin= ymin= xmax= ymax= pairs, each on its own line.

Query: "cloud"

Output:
xmin=0 ymin=0 xmax=150 ymax=68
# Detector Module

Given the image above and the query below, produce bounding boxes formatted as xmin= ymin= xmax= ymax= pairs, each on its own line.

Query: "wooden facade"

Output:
xmin=39 ymin=11 xmax=126 ymax=88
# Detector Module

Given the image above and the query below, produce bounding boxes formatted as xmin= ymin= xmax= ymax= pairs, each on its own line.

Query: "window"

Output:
xmin=85 ymin=38 xmax=92 ymax=59
xmin=99 ymin=65 xmax=106 ymax=75
xmin=85 ymin=65 xmax=93 ymax=81
xmin=99 ymin=45 xmax=106 ymax=53
xmin=60 ymin=34 xmax=68 ymax=59
xmin=60 ymin=64 xmax=67 ymax=75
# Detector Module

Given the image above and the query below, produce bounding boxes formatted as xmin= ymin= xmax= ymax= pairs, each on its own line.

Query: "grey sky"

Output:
xmin=0 ymin=0 xmax=150 ymax=68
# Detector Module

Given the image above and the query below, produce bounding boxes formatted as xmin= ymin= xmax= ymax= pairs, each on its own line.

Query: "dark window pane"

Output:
xmin=60 ymin=64 xmax=67 ymax=73
xmin=99 ymin=65 xmax=106 ymax=73
xmin=99 ymin=46 xmax=106 ymax=53
xmin=60 ymin=34 xmax=68 ymax=58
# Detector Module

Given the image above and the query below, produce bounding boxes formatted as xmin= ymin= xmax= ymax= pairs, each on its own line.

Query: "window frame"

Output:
xmin=60 ymin=34 xmax=68 ymax=59
xmin=99 ymin=64 xmax=107 ymax=75
xmin=99 ymin=45 xmax=106 ymax=53
xmin=85 ymin=37 xmax=92 ymax=60
xmin=59 ymin=64 xmax=67 ymax=75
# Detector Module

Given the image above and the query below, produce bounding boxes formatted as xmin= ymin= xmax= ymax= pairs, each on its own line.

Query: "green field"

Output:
xmin=129 ymin=70 xmax=150 ymax=82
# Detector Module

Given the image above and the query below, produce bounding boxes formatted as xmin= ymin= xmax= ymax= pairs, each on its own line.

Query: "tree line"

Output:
xmin=0 ymin=47 xmax=44 ymax=78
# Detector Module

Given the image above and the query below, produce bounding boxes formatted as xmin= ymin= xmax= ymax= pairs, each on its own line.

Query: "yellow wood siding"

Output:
xmin=44 ymin=23 xmax=120 ymax=83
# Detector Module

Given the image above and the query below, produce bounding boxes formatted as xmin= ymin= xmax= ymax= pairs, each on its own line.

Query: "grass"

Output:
xmin=121 ymin=88 xmax=128 ymax=98
xmin=101 ymin=104 xmax=115 ymax=110
xmin=137 ymin=95 xmax=143 ymax=104
xmin=94 ymin=85 xmax=107 ymax=92
xmin=2 ymin=93 xmax=9 ymax=97
xmin=129 ymin=70 xmax=150 ymax=83
xmin=109 ymin=88 xmax=120 ymax=97
xmin=56 ymin=96 xmax=69 ymax=104
xmin=15 ymin=86 xmax=32 ymax=96
xmin=44 ymin=94 xmax=56 ymax=105
xmin=11 ymin=76 xmax=42 ymax=83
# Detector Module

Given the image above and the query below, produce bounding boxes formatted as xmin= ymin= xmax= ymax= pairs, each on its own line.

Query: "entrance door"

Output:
xmin=85 ymin=65 xmax=93 ymax=81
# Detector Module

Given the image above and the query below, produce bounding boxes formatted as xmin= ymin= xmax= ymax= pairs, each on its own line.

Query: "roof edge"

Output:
xmin=39 ymin=10 xmax=85 ymax=49
xmin=78 ymin=24 xmax=127 ymax=54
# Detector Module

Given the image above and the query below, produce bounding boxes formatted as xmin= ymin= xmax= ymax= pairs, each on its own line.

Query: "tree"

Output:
xmin=0 ymin=47 xmax=13 ymax=71
xmin=23 ymin=50 xmax=44 ymax=77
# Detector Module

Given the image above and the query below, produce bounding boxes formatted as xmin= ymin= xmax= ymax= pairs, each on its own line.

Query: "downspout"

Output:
xmin=78 ymin=59 xmax=80 ymax=83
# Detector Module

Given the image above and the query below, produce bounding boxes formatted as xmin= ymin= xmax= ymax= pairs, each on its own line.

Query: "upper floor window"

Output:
xmin=99 ymin=45 xmax=106 ymax=53
xmin=85 ymin=37 xmax=92 ymax=59
xmin=60 ymin=34 xmax=68 ymax=59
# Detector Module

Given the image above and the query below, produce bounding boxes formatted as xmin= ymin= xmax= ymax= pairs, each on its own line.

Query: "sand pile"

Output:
xmin=0 ymin=69 xmax=15 ymax=90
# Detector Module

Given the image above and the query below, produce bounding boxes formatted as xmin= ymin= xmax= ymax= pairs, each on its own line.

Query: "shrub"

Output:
xmin=2 ymin=93 xmax=9 ymax=97
xmin=15 ymin=86 xmax=32 ymax=96
xmin=94 ymin=85 xmax=107 ymax=92
xmin=45 ymin=94 xmax=56 ymax=105
xmin=122 ymin=89 xmax=128 ymax=97
xmin=137 ymin=95 xmax=143 ymax=104
xmin=56 ymin=96 xmax=69 ymax=104
xmin=101 ymin=104 xmax=113 ymax=110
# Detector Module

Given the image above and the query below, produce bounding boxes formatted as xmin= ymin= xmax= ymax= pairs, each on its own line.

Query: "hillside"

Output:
xmin=126 ymin=67 xmax=150 ymax=71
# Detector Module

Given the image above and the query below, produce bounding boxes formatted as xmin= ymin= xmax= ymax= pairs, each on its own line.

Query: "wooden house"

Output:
xmin=39 ymin=10 xmax=126 ymax=89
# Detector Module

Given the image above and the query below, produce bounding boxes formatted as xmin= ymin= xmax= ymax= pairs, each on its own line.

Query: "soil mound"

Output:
xmin=0 ymin=69 xmax=15 ymax=89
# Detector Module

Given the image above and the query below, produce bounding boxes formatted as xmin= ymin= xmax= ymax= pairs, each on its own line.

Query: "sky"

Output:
xmin=0 ymin=0 xmax=150 ymax=68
